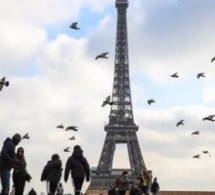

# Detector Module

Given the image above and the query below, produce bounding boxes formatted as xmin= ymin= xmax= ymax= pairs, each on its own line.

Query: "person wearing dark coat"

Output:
xmin=28 ymin=188 xmax=36 ymax=195
xmin=64 ymin=145 xmax=90 ymax=195
xmin=150 ymin=177 xmax=160 ymax=195
xmin=0 ymin=133 xmax=21 ymax=195
xmin=12 ymin=147 xmax=32 ymax=195
xmin=41 ymin=154 xmax=62 ymax=195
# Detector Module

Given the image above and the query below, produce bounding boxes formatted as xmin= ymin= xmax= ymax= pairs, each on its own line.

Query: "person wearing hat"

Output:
xmin=41 ymin=154 xmax=62 ymax=195
xmin=0 ymin=133 xmax=21 ymax=195
xmin=64 ymin=145 xmax=90 ymax=195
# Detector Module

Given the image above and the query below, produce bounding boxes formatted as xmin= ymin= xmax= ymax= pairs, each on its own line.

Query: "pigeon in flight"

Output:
xmin=22 ymin=133 xmax=30 ymax=140
xmin=191 ymin=131 xmax=200 ymax=135
xmin=211 ymin=56 xmax=215 ymax=63
xmin=65 ymin=126 xmax=78 ymax=131
xmin=202 ymin=115 xmax=215 ymax=122
xmin=69 ymin=136 xmax=75 ymax=140
xmin=193 ymin=154 xmax=200 ymax=158
xmin=176 ymin=119 xmax=184 ymax=127
xmin=102 ymin=95 xmax=113 ymax=107
xmin=56 ymin=124 xmax=64 ymax=129
xmin=202 ymin=151 xmax=209 ymax=154
xmin=64 ymin=147 xmax=70 ymax=152
xmin=95 ymin=52 xmax=109 ymax=60
xmin=0 ymin=77 xmax=9 ymax=91
xmin=197 ymin=72 xmax=205 ymax=79
xmin=147 ymin=99 xmax=155 ymax=105
xmin=170 ymin=72 xmax=179 ymax=78
xmin=70 ymin=22 xmax=80 ymax=30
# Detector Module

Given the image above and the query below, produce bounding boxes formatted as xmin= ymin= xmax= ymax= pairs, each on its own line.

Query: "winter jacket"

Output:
xmin=117 ymin=174 xmax=130 ymax=191
xmin=0 ymin=138 xmax=17 ymax=171
xmin=12 ymin=154 xmax=31 ymax=181
xmin=64 ymin=147 xmax=90 ymax=182
xmin=151 ymin=181 xmax=159 ymax=193
xmin=41 ymin=157 xmax=62 ymax=184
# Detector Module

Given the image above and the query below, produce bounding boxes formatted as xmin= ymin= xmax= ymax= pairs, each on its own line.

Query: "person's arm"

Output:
xmin=64 ymin=158 xmax=71 ymax=182
xmin=82 ymin=158 xmax=90 ymax=181
xmin=41 ymin=163 xmax=50 ymax=181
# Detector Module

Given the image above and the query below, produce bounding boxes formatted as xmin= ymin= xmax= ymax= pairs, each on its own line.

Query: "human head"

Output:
xmin=51 ymin=154 xmax=60 ymax=160
xmin=17 ymin=147 xmax=24 ymax=156
xmin=154 ymin=177 xmax=157 ymax=182
xmin=122 ymin=171 xmax=128 ymax=175
xmin=74 ymin=145 xmax=81 ymax=151
xmin=12 ymin=133 xmax=21 ymax=146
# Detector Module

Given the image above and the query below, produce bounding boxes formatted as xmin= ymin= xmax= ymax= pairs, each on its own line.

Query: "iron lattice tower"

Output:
xmin=87 ymin=0 xmax=150 ymax=190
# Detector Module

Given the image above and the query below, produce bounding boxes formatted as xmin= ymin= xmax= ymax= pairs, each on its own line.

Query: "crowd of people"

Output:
xmin=0 ymin=133 xmax=90 ymax=195
xmin=113 ymin=170 xmax=160 ymax=195
xmin=0 ymin=133 xmax=159 ymax=195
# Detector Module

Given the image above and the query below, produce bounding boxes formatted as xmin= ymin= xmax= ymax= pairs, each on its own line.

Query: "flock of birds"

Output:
xmin=56 ymin=124 xmax=78 ymax=152
xmin=1 ymin=21 xmax=215 ymax=157
xmin=147 ymin=100 xmax=215 ymax=159
xmin=69 ymin=21 xmax=215 ymax=159
xmin=18 ymin=125 xmax=78 ymax=153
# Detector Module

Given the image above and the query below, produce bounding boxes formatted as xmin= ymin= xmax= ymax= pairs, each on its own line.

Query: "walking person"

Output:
xmin=28 ymin=188 xmax=36 ymax=195
xmin=116 ymin=171 xmax=130 ymax=195
xmin=64 ymin=145 xmax=90 ymax=195
xmin=56 ymin=182 xmax=64 ymax=195
xmin=12 ymin=147 xmax=32 ymax=195
xmin=150 ymin=177 xmax=160 ymax=195
xmin=41 ymin=154 xmax=62 ymax=195
xmin=0 ymin=133 xmax=21 ymax=195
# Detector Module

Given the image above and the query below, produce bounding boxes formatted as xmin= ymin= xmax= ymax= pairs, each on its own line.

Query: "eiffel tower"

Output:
xmin=87 ymin=0 xmax=150 ymax=190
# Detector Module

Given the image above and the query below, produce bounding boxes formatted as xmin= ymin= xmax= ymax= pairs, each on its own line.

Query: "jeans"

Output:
xmin=0 ymin=170 xmax=11 ymax=195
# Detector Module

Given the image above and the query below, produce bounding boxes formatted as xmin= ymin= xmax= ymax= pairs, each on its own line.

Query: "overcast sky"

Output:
xmin=1 ymin=0 xmax=215 ymax=193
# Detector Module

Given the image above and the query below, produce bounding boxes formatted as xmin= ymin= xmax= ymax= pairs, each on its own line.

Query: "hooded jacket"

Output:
xmin=0 ymin=137 xmax=19 ymax=171
xmin=41 ymin=154 xmax=62 ymax=184
xmin=64 ymin=146 xmax=90 ymax=182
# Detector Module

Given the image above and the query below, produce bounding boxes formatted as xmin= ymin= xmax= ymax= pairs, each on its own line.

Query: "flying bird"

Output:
xmin=102 ymin=95 xmax=113 ymax=107
xmin=0 ymin=77 xmax=9 ymax=91
xmin=176 ymin=119 xmax=184 ymax=127
xmin=22 ymin=133 xmax=30 ymax=140
xmin=211 ymin=56 xmax=215 ymax=63
xmin=64 ymin=147 xmax=70 ymax=152
xmin=193 ymin=154 xmax=200 ymax=158
xmin=65 ymin=126 xmax=78 ymax=131
xmin=191 ymin=131 xmax=200 ymax=135
xmin=170 ymin=72 xmax=179 ymax=78
xmin=147 ymin=99 xmax=155 ymax=105
xmin=95 ymin=52 xmax=109 ymax=60
xmin=70 ymin=22 xmax=80 ymax=30
xmin=202 ymin=115 xmax=215 ymax=122
xmin=69 ymin=136 xmax=75 ymax=140
xmin=202 ymin=151 xmax=209 ymax=154
xmin=197 ymin=72 xmax=205 ymax=79
xmin=56 ymin=124 xmax=64 ymax=129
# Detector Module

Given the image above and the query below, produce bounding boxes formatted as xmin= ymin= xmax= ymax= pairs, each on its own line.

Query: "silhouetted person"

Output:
xmin=28 ymin=188 xmax=36 ymax=195
xmin=41 ymin=154 xmax=62 ymax=195
xmin=151 ymin=177 xmax=160 ymax=195
xmin=12 ymin=147 xmax=31 ymax=195
xmin=116 ymin=171 xmax=130 ymax=195
xmin=64 ymin=145 xmax=90 ymax=195
xmin=0 ymin=133 xmax=21 ymax=195
xmin=56 ymin=182 xmax=64 ymax=195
